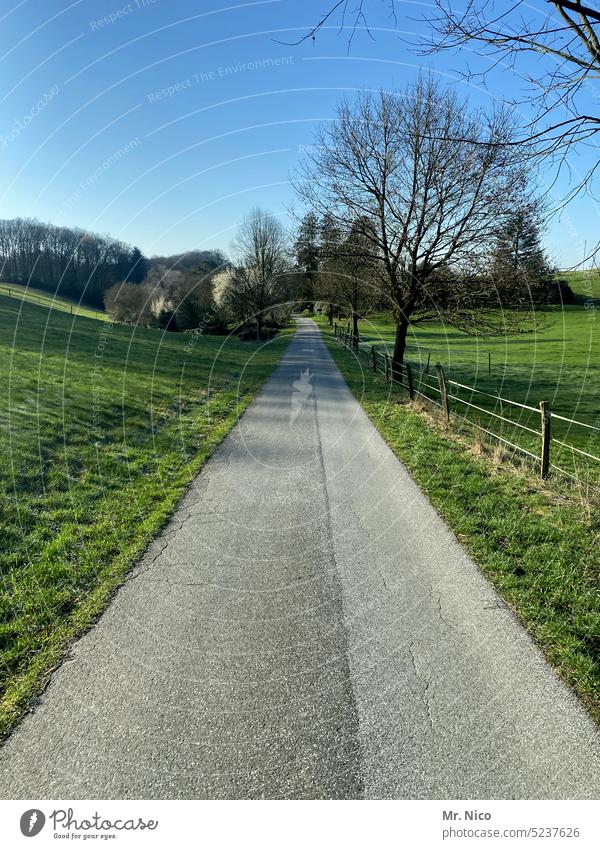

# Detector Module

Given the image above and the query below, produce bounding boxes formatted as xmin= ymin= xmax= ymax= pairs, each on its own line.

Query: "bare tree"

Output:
xmin=104 ymin=282 xmax=151 ymax=325
xmin=422 ymin=2 xmax=600 ymax=215
xmin=294 ymin=76 xmax=526 ymax=380
xmin=277 ymin=0 xmax=382 ymax=49
xmin=296 ymin=2 xmax=600 ymax=252
xmin=230 ymin=208 xmax=289 ymax=339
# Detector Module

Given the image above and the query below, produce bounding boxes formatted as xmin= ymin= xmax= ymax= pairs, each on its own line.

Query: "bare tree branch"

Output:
xmin=297 ymin=1 xmax=600 ymax=257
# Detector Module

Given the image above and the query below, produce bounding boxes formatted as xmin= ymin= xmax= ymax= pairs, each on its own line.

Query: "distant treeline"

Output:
xmin=0 ymin=218 xmax=147 ymax=307
xmin=148 ymin=250 xmax=227 ymax=272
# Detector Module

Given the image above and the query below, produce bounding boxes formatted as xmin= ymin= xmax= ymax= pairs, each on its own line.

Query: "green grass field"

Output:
xmin=563 ymin=269 xmax=600 ymax=302
xmin=319 ymin=328 xmax=600 ymax=724
xmin=0 ymin=294 xmax=291 ymax=735
xmin=327 ymin=273 xmax=600 ymax=482
xmin=0 ymin=282 xmax=108 ymax=321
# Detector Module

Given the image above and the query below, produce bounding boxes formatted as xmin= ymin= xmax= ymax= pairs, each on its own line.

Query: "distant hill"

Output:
xmin=148 ymin=250 xmax=228 ymax=272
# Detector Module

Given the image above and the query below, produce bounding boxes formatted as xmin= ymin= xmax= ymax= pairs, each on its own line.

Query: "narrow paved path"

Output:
xmin=1 ymin=318 xmax=599 ymax=799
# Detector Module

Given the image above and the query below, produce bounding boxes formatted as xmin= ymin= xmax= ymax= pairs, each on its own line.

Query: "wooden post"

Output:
xmin=436 ymin=364 xmax=450 ymax=425
xmin=385 ymin=353 xmax=390 ymax=383
xmin=334 ymin=322 xmax=337 ymax=337
xmin=406 ymin=362 xmax=415 ymax=400
xmin=425 ymin=352 xmax=431 ymax=375
xmin=371 ymin=345 xmax=377 ymax=373
xmin=540 ymin=401 xmax=551 ymax=479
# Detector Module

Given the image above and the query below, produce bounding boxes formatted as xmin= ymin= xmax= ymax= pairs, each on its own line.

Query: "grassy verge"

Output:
xmin=318 ymin=323 xmax=600 ymax=725
xmin=324 ymin=298 xmax=600 ymax=484
xmin=0 ymin=295 xmax=292 ymax=736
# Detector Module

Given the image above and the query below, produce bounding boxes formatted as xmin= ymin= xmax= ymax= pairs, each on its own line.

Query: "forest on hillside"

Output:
xmin=0 ymin=218 xmax=147 ymax=308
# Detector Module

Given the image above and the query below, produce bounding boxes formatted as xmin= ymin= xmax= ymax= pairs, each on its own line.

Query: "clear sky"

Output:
xmin=1 ymin=0 xmax=598 ymax=266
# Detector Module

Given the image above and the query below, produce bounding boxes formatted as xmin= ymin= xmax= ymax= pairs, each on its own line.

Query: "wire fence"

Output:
xmin=332 ymin=323 xmax=600 ymax=492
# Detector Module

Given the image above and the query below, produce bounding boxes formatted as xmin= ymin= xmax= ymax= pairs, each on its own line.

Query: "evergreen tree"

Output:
xmin=128 ymin=247 xmax=149 ymax=283
xmin=317 ymin=213 xmax=344 ymax=325
xmin=492 ymin=204 xmax=553 ymax=288
xmin=293 ymin=212 xmax=320 ymax=299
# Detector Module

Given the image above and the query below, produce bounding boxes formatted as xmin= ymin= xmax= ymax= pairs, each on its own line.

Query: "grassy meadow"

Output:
xmin=0 ymin=282 xmax=108 ymax=322
xmin=0 ymin=293 xmax=292 ymax=735
xmin=329 ymin=271 xmax=600 ymax=482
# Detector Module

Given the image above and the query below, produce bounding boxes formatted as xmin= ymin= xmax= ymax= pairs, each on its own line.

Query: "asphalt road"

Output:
xmin=1 ymin=318 xmax=599 ymax=799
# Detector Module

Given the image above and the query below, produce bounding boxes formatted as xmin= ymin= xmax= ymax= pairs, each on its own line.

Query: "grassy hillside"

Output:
xmin=0 ymin=282 xmax=108 ymax=321
xmin=0 ymin=294 xmax=292 ymax=735
xmin=562 ymin=268 xmax=600 ymax=301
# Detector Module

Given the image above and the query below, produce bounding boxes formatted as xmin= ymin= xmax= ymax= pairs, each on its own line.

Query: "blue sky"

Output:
xmin=1 ymin=0 xmax=598 ymax=266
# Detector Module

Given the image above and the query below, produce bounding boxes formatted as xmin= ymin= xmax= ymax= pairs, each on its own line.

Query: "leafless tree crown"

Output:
xmin=295 ymin=76 xmax=525 ymax=322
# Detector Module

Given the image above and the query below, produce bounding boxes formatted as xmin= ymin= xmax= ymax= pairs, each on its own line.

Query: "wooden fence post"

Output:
xmin=385 ymin=353 xmax=390 ymax=383
xmin=540 ymin=401 xmax=551 ymax=479
xmin=371 ymin=345 xmax=377 ymax=373
xmin=436 ymin=364 xmax=450 ymax=425
xmin=406 ymin=362 xmax=415 ymax=400
xmin=334 ymin=322 xmax=337 ymax=337
xmin=425 ymin=352 xmax=431 ymax=375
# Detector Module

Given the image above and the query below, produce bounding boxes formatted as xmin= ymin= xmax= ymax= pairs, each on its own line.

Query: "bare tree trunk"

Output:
xmin=352 ymin=310 xmax=359 ymax=341
xmin=392 ymin=318 xmax=409 ymax=383
xmin=328 ymin=303 xmax=334 ymax=326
